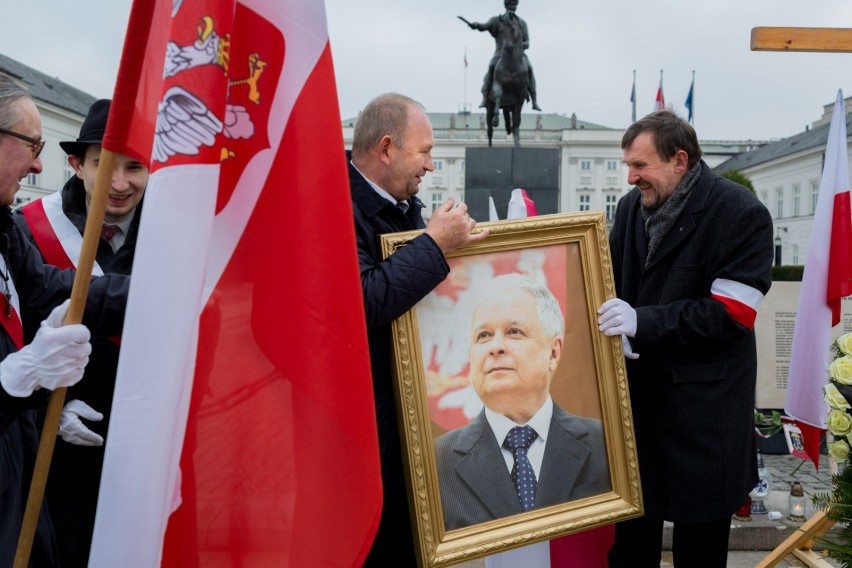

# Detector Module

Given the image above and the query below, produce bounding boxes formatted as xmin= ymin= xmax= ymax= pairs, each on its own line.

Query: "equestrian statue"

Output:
xmin=461 ymin=0 xmax=541 ymax=146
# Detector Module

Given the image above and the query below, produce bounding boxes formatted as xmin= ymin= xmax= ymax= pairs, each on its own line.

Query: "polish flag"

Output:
xmin=653 ymin=77 xmax=665 ymax=112
xmin=785 ymin=89 xmax=852 ymax=467
xmin=489 ymin=190 xmax=614 ymax=567
xmin=89 ymin=0 xmax=381 ymax=565
xmin=507 ymin=188 xmax=538 ymax=219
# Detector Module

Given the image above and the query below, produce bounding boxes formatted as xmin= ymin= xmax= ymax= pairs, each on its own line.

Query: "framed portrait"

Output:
xmin=380 ymin=211 xmax=642 ymax=567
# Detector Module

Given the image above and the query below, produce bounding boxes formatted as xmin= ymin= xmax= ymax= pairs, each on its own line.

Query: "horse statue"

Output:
xmin=486 ymin=13 xmax=529 ymax=147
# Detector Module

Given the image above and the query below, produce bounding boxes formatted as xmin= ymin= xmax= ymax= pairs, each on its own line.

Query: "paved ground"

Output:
xmin=452 ymin=453 xmax=845 ymax=567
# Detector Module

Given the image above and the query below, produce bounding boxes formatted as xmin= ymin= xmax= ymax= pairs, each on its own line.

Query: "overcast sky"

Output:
xmin=4 ymin=0 xmax=852 ymax=141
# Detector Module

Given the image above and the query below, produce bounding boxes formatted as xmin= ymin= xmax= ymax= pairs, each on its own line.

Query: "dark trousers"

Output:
xmin=608 ymin=516 xmax=731 ymax=568
xmin=363 ymin=485 xmax=416 ymax=566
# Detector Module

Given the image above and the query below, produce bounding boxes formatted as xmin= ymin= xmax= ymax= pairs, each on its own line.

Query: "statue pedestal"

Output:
xmin=464 ymin=147 xmax=560 ymax=221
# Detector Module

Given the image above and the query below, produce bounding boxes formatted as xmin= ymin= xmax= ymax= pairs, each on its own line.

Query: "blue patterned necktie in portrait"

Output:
xmin=503 ymin=425 xmax=538 ymax=511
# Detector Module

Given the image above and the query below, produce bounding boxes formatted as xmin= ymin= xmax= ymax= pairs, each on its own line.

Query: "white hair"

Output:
xmin=472 ymin=273 xmax=564 ymax=339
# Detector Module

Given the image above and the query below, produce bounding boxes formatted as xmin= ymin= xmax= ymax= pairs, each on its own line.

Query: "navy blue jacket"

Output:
xmin=349 ymin=154 xmax=449 ymax=564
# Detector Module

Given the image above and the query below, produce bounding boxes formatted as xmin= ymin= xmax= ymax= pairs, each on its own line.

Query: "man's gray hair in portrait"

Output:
xmin=472 ymin=273 xmax=564 ymax=339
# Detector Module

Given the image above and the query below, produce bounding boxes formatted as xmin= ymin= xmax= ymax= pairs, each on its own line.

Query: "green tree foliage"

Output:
xmin=771 ymin=265 xmax=804 ymax=280
xmin=721 ymin=169 xmax=755 ymax=193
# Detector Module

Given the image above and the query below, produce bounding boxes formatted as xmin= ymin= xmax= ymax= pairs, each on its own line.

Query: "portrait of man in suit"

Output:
xmin=434 ymin=273 xmax=611 ymax=531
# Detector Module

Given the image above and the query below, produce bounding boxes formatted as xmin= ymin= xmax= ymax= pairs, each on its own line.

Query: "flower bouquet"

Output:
xmin=824 ymin=333 xmax=852 ymax=462
xmin=812 ymin=332 xmax=852 ymax=563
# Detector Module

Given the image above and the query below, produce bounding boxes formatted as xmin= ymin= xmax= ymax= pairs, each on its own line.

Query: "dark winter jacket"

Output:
xmin=349 ymin=154 xmax=448 ymax=563
xmin=14 ymin=176 xmax=142 ymax=566
xmin=0 ymin=205 xmax=128 ymax=567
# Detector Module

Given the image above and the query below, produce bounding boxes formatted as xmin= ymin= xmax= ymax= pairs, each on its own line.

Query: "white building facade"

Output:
xmin=343 ymin=110 xmax=762 ymax=226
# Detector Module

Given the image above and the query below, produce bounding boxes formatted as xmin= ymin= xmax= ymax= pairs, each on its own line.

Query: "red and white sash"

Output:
xmin=21 ymin=192 xmax=117 ymax=345
xmin=21 ymin=191 xmax=104 ymax=275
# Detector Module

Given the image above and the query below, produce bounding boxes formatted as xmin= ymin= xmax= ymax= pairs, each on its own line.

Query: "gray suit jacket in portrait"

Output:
xmin=434 ymin=403 xmax=611 ymax=531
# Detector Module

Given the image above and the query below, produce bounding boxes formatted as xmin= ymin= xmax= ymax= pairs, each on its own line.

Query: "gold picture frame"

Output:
xmin=380 ymin=211 xmax=642 ymax=567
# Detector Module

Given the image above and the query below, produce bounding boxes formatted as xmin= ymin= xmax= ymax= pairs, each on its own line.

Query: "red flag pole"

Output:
xmin=13 ymin=150 xmax=117 ymax=567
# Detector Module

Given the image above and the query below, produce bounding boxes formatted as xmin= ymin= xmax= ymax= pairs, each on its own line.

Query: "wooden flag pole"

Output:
xmin=13 ymin=149 xmax=118 ymax=568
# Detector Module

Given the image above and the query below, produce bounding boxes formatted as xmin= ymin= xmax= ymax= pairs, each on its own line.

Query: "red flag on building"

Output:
xmin=785 ymin=89 xmax=852 ymax=467
xmin=653 ymin=72 xmax=665 ymax=112
xmin=89 ymin=0 xmax=381 ymax=565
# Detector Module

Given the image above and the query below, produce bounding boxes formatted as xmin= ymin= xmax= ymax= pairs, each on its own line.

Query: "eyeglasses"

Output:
xmin=0 ymin=127 xmax=45 ymax=159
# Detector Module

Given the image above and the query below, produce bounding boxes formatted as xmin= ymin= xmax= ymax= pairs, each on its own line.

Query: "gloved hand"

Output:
xmin=597 ymin=298 xmax=637 ymax=338
xmin=622 ymin=335 xmax=640 ymax=360
xmin=0 ymin=299 xmax=91 ymax=397
xmin=59 ymin=399 xmax=104 ymax=446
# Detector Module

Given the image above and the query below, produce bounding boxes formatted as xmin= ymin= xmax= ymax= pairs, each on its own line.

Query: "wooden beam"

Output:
xmin=755 ymin=510 xmax=835 ymax=568
xmin=751 ymin=27 xmax=852 ymax=53
xmin=791 ymin=549 xmax=835 ymax=568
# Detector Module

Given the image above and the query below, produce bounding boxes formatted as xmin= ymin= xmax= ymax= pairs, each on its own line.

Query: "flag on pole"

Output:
xmin=630 ymin=72 xmax=636 ymax=123
xmin=464 ymin=49 xmax=468 ymax=68
xmin=488 ymin=190 xmax=614 ymax=568
xmin=507 ymin=188 xmax=538 ymax=219
xmin=785 ymin=89 xmax=852 ymax=468
xmin=654 ymin=72 xmax=665 ymax=112
xmin=685 ymin=74 xmax=695 ymax=124
xmin=90 ymin=0 xmax=382 ymax=566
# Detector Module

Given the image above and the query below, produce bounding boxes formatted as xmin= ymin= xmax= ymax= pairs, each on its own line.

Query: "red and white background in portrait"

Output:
xmin=462 ymin=197 xmax=613 ymax=567
xmin=423 ymin=246 xmax=568 ymax=433
xmin=88 ymin=0 xmax=381 ymax=566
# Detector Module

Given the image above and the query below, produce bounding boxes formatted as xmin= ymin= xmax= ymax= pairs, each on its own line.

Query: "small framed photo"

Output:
xmin=783 ymin=422 xmax=808 ymax=460
xmin=380 ymin=211 xmax=642 ymax=567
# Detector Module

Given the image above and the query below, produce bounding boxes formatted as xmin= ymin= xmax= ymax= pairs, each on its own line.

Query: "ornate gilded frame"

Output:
xmin=380 ymin=211 xmax=642 ymax=567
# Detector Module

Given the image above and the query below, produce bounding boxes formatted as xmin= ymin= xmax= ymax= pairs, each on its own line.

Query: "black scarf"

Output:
xmin=641 ymin=161 xmax=702 ymax=266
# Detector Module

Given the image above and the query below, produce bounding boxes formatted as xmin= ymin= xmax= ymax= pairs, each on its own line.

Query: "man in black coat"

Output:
xmin=14 ymin=98 xmax=146 ymax=567
xmin=0 ymin=75 xmax=128 ymax=568
xmin=349 ymin=92 xmax=487 ymax=564
xmin=598 ymin=110 xmax=773 ymax=567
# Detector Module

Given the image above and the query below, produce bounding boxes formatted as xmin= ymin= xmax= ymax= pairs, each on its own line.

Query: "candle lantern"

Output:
xmin=787 ymin=481 xmax=806 ymax=522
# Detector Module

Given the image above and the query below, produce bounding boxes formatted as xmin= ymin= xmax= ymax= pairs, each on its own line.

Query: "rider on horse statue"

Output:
xmin=467 ymin=0 xmax=541 ymax=111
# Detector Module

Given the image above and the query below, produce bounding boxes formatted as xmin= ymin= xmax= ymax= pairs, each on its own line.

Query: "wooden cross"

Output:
xmin=752 ymin=27 xmax=852 ymax=52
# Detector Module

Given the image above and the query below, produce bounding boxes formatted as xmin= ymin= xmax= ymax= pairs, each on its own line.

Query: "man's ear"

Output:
xmin=377 ymin=135 xmax=393 ymax=166
xmin=67 ymin=155 xmax=84 ymax=178
xmin=549 ymin=337 xmax=563 ymax=374
xmin=674 ymin=149 xmax=689 ymax=173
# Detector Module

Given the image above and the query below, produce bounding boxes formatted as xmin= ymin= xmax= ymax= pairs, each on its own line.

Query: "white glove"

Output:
xmin=622 ymin=335 xmax=640 ymax=360
xmin=0 ymin=299 xmax=92 ymax=397
xmin=59 ymin=399 xmax=104 ymax=446
xmin=597 ymin=298 xmax=638 ymax=338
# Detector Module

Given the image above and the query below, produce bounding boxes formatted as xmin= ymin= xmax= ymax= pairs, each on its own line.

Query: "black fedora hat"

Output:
xmin=59 ymin=99 xmax=111 ymax=156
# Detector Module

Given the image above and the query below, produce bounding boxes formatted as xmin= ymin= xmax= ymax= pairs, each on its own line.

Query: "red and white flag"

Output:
xmin=653 ymin=75 xmax=665 ymax=112
xmin=785 ymin=89 xmax=852 ymax=467
xmin=89 ymin=1 xmax=381 ymax=565
xmin=507 ymin=188 xmax=538 ymax=219
xmin=488 ymin=191 xmax=614 ymax=568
